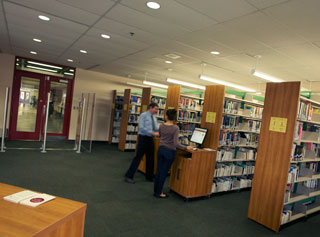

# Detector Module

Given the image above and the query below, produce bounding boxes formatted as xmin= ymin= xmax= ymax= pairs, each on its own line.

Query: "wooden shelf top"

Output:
xmin=180 ymin=94 xmax=203 ymax=100
xmin=216 ymin=159 xmax=256 ymax=163
xmin=290 ymin=158 xmax=320 ymax=163
xmin=297 ymin=118 xmax=320 ymax=126
xmin=300 ymin=96 xmax=320 ymax=107
xmin=223 ymin=112 xmax=262 ymax=121
xmin=215 ymin=173 xmax=254 ymax=178
xmin=221 ymin=129 xmax=260 ymax=134
xmin=219 ymin=144 xmax=258 ymax=149
xmin=179 ymin=108 xmax=202 ymax=112
xmin=177 ymin=120 xmax=201 ymax=124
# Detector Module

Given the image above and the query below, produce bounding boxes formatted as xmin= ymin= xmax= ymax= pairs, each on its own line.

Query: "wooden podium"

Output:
xmin=0 ymin=183 xmax=87 ymax=237
xmin=138 ymin=137 xmax=160 ymax=175
xmin=169 ymin=149 xmax=216 ymax=200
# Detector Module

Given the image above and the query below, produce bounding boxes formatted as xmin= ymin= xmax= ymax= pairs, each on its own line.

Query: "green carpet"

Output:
xmin=0 ymin=141 xmax=319 ymax=236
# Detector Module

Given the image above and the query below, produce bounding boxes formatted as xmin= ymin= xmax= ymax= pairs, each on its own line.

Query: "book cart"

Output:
xmin=108 ymin=90 xmax=124 ymax=144
xmin=118 ymin=89 xmax=142 ymax=151
xmin=248 ymin=81 xmax=320 ymax=232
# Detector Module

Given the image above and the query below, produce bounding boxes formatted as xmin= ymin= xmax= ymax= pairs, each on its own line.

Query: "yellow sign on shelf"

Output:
xmin=112 ymin=103 xmax=115 ymax=110
xmin=168 ymin=107 xmax=175 ymax=110
xmin=269 ymin=117 xmax=287 ymax=133
xmin=206 ymin=112 xmax=216 ymax=123
xmin=123 ymin=104 xmax=128 ymax=111
xmin=314 ymin=109 xmax=320 ymax=115
xmin=142 ymin=105 xmax=148 ymax=112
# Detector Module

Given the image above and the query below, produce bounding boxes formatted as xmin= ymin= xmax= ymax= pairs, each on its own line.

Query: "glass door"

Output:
xmin=9 ymin=71 xmax=73 ymax=140
xmin=9 ymin=71 xmax=46 ymax=140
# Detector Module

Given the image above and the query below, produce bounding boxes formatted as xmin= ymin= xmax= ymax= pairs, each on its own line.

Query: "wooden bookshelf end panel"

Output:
xmin=201 ymin=85 xmax=225 ymax=149
xmin=118 ymin=89 xmax=131 ymax=151
xmin=248 ymin=82 xmax=300 ymax=232
xmin=108 ymin=90 xmax=117 ymax=144
xmin=165 ymin=86 xmax=181 ymax=111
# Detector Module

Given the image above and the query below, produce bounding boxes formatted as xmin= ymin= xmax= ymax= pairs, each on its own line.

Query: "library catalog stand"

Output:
xmin=0 ymin=183 xmax=87 ymax=237
xmin=248 ymin=81 xmax=320 ymax=232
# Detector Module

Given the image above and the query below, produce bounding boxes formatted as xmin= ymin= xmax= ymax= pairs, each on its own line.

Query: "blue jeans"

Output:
xmin=154 ymin=146 xmax=176 ymax=196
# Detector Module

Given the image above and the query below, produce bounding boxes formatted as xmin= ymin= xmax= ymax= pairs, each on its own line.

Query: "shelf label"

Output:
xmin=206 ymin=112 xmax=216 ymax=123
xmin=123 ymin=104 xmax=128 ymax=111
xmin=269 ymin=117 xmax=287 ymax=133
xmin=314 ymin=109 xmax=320 ymax=115
xmin=142 ymin=105 xmax=147 ymax=112
xmin=168 ymin=106 xmax=175 ymax=110
xmin=112 ymin=103 xmax=115 ymax=110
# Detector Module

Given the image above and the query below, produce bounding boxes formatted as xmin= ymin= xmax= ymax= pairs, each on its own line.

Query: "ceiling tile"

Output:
xmin=56 ymin=0 xmax=115 ymax=15
xmin=119 ymin=0 xmax=217 ymax=31
xmin=7 ymin=0 xmax=100 ymax=25
xmin=245 ymin=0 xmax=289 ymax=9
xmin=174 ymin=0 xmax=256 ymax=22
xmin=105 ymin=4 xmax=190 ymax=38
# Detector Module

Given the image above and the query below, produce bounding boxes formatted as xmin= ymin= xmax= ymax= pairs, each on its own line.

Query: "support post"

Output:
xmin=41 ymin=92 xmax=51 ymax=153
xmin=1 ymin=87 xmax=9 ymax=152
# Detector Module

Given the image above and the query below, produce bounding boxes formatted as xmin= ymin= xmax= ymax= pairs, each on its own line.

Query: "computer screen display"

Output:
xmin=190 ymin=128 xmax=207 ymax=145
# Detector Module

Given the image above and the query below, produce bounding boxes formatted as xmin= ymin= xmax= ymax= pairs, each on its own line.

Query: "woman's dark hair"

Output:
xmin=166 ymin=109 xmax=177 ymax=121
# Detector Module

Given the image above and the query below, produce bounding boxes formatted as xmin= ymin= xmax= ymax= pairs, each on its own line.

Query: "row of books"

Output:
xmin=129 ymin=114 xmax=139 ymax=123
xmin=178 ymin=111 xmax=201 ymax=122
xmin=151 ymin=96 xmax=166 ymax=109
xmin=178 ymin=123 xmax=198 ymax=136
xmin=244 ymin=105 xmax=263 ymax=119
xmin=212 ymin=177 xmax=252 ymax=193
xmin=221 ymin=117 xmax=261 ymax=132
xmin=131 ymin=96 xmax=141 ymax=104
xmin=221 ymin=116 xmax=240 ymax=129
xmin=219 ymin=131 xmax=259 ymax=146
xmin=113 ymin=121 xmax=121 ymax=128
xmin=216 ymin=148 xmax=256 ymax=161
xmin=131 ymin=105 xmax=140 ymax=114
xmin=179 ymin=98 xmax=203 ymax=110
xmin=114 ymin=111 xmax=122 ymax=121
xmin=125 ymin=143 xmax=136 ymax=150
xmin=126 ymin=134 xmax=138 ymax=141
xmin=224 ymin=100 xmax=241 ymax=114
xmin=298 ymin=101 xmax=313 ymax=120
xmin=288 ymin=163 xmax=319 ymax=183
xmin=116 ymin=96 xmax=123 ymax=103
xmin=127 ymin=125 xmax=139 ymax=132
xmin=214 ymin=163 xmax=255 ymax=177
xmin=285 ymin=181 xmax=319 ymax=204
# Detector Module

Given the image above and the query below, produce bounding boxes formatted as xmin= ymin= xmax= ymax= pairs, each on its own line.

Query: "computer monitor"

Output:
xmin=190 ymin=128 xmax=207 ymax=146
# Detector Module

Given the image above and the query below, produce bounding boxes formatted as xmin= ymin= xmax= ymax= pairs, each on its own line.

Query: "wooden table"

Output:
xmin=0 ymin=183 xmax=87 ymax=237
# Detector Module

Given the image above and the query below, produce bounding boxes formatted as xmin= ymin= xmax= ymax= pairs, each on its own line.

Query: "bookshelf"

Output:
xmin=108 ymin=90 xmax=124 ymax=144
xmin=118 ymin=89 xmax=142 ymax=151
xmin=165 ymin=85 xmax=204 ymax=146
xmin=247 ymin=81 xmax=320 ymax=232
xmin=200 ymin=86 xmax=264 ymax=194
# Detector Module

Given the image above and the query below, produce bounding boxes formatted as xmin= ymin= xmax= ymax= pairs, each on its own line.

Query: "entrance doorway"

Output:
xmin=9 ymin=70 xmax=73 ymax=140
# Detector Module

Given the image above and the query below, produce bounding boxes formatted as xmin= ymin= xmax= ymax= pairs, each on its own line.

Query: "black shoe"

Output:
xmin=124 ymin=177 xmax=135 ymax=184
xmin=146 ymin=178 xmax=154 ymax=182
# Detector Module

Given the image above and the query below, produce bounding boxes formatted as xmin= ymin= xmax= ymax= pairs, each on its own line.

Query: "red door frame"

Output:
xmin=9 ymin=70 xmax=74 ymax=141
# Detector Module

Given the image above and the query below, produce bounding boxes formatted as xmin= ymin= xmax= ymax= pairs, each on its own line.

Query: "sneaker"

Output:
xmin=124 ymin=177 xmax=135 ymax=184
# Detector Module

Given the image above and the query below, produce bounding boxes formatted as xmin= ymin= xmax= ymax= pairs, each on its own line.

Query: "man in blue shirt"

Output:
xmin=125 ymin=102 xmax=159 ymax=183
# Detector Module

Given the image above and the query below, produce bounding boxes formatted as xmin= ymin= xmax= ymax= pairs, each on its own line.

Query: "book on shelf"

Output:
xmin=3 ymin=190 xmax=56 ymax=207
xmin=131 ymin=96 xmax=141 ymax=104
xmin=212 ymin=177 xmax=252 ymax=193
xmin=179 ymin=97 xmax=203 ymax=111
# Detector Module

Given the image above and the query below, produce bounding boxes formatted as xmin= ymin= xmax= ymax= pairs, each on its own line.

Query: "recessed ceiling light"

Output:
xmin=210 ymin=51 xmax=220 ymax=55
xmin=67 ymin=59 xmax=74 ymax=62
xmin=38 ymin=15 xmax=50 ymax=21
xmin=146 ymin=2 xmax=161 ymax=9
xmin=165 ymin=60 xmax=172 ymax=64
xmin=101 ymin=34 xmax=111 ymax=39
xmin=30 ymin=51 xmax=37 ymax=55
xmin=80 ymin=50 xmax=87 ymax=54
xmin=33 ymin=38 xmax=42 ymax=43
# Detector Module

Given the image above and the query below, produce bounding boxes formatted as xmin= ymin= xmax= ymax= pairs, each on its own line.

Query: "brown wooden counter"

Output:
xmin=169 ymin=148 xmax=216 ymax=199
xmin=0 ymin=183 xmax=87 ymax=237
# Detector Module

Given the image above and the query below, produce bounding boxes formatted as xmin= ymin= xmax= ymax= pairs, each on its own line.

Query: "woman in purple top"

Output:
xmin=154 ymin=109 xmax=193 ymax=198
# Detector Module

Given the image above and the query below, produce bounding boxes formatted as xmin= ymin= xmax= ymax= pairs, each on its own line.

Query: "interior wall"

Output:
xmin=0 ymin=53 xmax=15 ymax=134
xmin=70 ymin=68 xmax=132 ymax=141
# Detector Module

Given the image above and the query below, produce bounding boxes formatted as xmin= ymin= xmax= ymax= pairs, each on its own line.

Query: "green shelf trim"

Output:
xmin=301 ymin=91 xmax=311 ymax=99
xmin=226 ymin=88 xmax=246 ymax=99
xmin=252 ymin=95 xmax=264 ymax=102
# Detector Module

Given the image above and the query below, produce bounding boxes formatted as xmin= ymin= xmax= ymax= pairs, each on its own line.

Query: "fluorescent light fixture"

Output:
xmin=70 ymin=69 xmax=74 ymax=72
xmin=167 ymin=78 xmax=206 ymax=90
xmin=146 ymin=2 xmax=160 ymax=9
xmin=33 ymin=38 xmax=42 ymax=43
xmin=143 ymin=80 xmax=168 ymax=89
xmin=38 ymin=15 xmax=50 ymax=21
xmin=255 ymin=92 xmax=262 ymax=95
xmin=252 ymin=69 xmax=283 ymax=83
xmin=27 ymin=61 xmax=63 ymax=69
xmin=301 ymin=87 xmax=310 ymax=91
xmin=199 ymin=75 xmax=256 ymax=92
xmin=127 ymin=82 xmax=149 ymax=88
xmin=210 ymin=51 xmax=220 ymax=55
xmin=26 ymin=65 xmax=57 ymax=73
xmin=80 ymin=50 xmax=87 ymax=54
xmin=101 ymin=34 xmax=111 ymax=39
xmin=64 ymin=72 xmax=74 ymax=76
xmin=30 ymin=51 xmax=37 ymax=55
xmin=67 ymin=59 xmax=73 ymax=62
xmin=165 ymin=60 xmax=172 ymax=64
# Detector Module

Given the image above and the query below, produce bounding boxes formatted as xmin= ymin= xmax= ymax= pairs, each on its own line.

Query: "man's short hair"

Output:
xmin=149 ymin=102 xmax=159 ymax=108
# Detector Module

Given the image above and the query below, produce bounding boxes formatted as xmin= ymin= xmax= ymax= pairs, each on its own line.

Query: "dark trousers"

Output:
xmin=154 ymin=146 xmax=176 ymax=196
xmin=125 ymin=135 xmax=154 ymax=180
